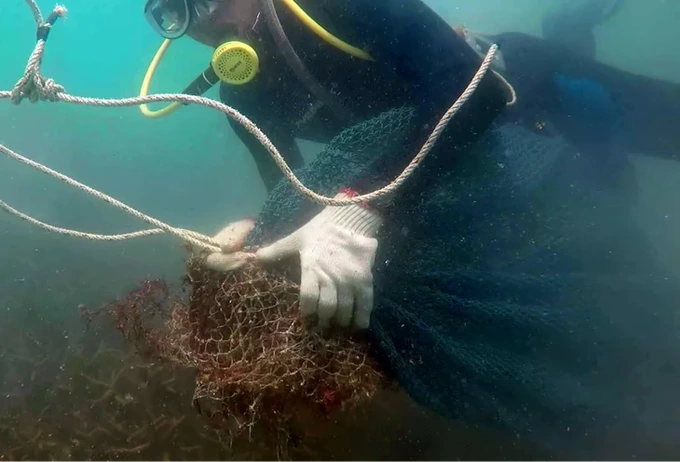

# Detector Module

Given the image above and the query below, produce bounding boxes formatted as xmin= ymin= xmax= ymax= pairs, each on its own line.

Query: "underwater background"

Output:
xmin=0 ymin=0 xmax=679 ymax=459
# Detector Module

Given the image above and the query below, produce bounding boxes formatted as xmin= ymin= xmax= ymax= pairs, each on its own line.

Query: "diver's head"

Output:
xmin=144 ymin=0 xmax=260 ymax=48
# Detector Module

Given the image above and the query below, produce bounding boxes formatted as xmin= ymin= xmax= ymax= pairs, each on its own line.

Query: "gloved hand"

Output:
xmin=204 ymin=190 xmax=383 ymax=329
xmin=204 ymin=217 xmax=256 ymax=271
xmin=256 ymin=190 xmax=383 ymax=329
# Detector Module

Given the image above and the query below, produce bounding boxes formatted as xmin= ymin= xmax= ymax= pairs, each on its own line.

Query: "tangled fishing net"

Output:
xmin=103 ymin=254 xmax=383 ymax=449
xmin=93 ymin=107 xmax=423 ymax=455
xmin=97 ymin=107 xmax=421 ymax=453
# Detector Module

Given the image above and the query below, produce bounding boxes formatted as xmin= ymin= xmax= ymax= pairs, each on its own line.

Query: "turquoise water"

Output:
xmin=1 ymin=0 xmax=679 ymax=459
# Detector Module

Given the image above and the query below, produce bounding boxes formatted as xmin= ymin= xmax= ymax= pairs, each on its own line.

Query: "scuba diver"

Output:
xmin=143 ymin=0 xmax=512 ymax=331
xmin=144 ymin=0 xmax=680 ymax=196
xmin=143 ymin=0 xmax=509 ymax=193
xmin=143 ymin=0 xmax=680 ymax=458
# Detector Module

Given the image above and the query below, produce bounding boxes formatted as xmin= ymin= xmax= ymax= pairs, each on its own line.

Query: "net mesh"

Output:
xmin=248 ymin=106 xmax=418 ymax=244
xmin=104 ymin=256 xmax=383 ymax=452
xmin=100 ymin=104 xmax=680 ymax=457
xmin=98 ymin=107 xmax=418 ymax=454
xmin=245 ymin=110 xmax=680 ymax=458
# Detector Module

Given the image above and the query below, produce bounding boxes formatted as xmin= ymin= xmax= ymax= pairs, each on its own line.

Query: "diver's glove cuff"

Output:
xmin=341 ymin=186 xmax=395 ymax=217
xmin=333 ymin=189 xmax=383 ymax=237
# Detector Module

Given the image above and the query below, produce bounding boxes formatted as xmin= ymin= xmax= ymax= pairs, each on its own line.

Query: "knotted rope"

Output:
xmin=0 ymin=0 xmax=500 ymax=253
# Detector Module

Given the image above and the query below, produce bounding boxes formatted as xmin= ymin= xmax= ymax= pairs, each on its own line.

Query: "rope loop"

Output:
xmin=1 ymin=0 xmax=508 ymax=253
xmin=11 ymin=4 xmax=67 ymax=105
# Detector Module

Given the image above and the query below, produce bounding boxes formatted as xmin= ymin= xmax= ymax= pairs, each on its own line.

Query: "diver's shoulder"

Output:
xmin=493 ymin=31 xmax=543 ymax=46
xmin=492 ymin=31 xmax=551 ymax=59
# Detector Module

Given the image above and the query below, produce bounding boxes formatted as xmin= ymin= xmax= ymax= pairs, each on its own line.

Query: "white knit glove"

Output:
xmin=204 ymin=218 xmax=255 ymax=271
xmin=256 ymin=190 xmax=382 ymax=329
xmin=205 ymin=191 xmax=382 ymax=329
xmin=205 ymin=190 xmax=382 ymax=329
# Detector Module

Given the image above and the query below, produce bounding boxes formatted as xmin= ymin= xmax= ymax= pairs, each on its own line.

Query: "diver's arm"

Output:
xmin=606 ymin=70 xmax=680 ymax=160
xmin=227 ymin=118 xmax=305 ymax=193
xmin=554 ymin=55 xmax=680 ymax=160
xmin=497 ymin=30 xmax=680 ymax=161
xmin=220 ymin=86 xmax=305 ymax=193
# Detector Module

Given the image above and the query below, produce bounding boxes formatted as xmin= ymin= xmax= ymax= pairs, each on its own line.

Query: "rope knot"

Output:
xmin=39 ymin=78 xmax=65 ymax=101
xmin=10 ymin=3 xmax=68 ymax=104
xmin=10 ymin=54 xmax=65 ymax=105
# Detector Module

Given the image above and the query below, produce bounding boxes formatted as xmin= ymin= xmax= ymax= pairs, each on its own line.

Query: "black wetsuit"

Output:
xmin=493 ymin=31 xmax=680 ymax=185
xmin=236 ymin=2 xmax=680 ymax=455
xmin=220 ymin=0 xmax=680 ymax=195
xmin=219 ymin=0 xmax=507 ymax=193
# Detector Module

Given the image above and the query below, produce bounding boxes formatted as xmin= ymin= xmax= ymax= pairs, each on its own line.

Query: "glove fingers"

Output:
xmin=335 ymin=285 xmax=355 ymax=328
xmin=256 ymin=232 xmax=301 ymax=263
xmin=316 ymin=271 xmax=337 ymax=329
xmin=212 ymin=218 xmax=255 ymax=253
xmin=205 ymin=251 xmax=251 ymax=272
xmin=354 ymin=282 xmax=374 ymax=329
xmin=299 ymin=262 xmax=320 ymax=319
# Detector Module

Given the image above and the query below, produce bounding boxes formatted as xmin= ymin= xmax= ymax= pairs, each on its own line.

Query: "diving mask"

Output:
xmin=144 ymin=0 xmax=232 ymax=39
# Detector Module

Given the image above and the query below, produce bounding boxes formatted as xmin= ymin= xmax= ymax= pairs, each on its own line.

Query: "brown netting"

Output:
xmin=102 ymin=252 xmax=385 ymax=454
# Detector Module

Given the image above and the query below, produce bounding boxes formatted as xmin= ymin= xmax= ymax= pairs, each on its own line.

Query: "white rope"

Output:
xmin=0 ymin=141 xmax=223 ymax=252
xmin=0 ymin=0 xmax=501 ymax=252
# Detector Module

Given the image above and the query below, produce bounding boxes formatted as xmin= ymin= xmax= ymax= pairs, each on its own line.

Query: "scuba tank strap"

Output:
xmin=259 ymin=0 xmax=353 ymax=124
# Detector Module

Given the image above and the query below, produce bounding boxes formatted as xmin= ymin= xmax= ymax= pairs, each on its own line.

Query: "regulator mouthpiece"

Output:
xmin=211 ymin=41 xmax=260 ymax=85
xmin=139 ymin=39 xmax=260 ymax=119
